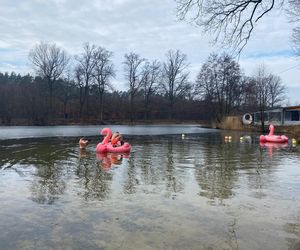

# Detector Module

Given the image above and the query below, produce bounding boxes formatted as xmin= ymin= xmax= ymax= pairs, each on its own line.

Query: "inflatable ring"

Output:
xmin=242 ymin=113 xmax=253 ymax=125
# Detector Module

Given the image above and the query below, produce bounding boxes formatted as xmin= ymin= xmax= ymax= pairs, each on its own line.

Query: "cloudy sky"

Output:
xmin=0 ymin=0 xmax=299 ymax=104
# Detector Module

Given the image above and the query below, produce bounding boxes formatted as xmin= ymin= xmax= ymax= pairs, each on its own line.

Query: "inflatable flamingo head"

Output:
xmin=100 ymin=128 xmax=113 ymax=144
xmin=101 ymin=127 xmax=112 ymax=135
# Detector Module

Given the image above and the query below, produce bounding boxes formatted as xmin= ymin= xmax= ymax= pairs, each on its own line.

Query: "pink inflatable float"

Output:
xmin=96 ymin=128 xmax=131 ymax=153
xmin=259 ymin=124 xmax=288 ymax=143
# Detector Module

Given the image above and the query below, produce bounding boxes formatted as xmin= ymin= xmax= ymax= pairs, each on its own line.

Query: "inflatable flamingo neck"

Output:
xmin=101 ymin=128 xmax=112 ymax=144
xmin=269 ymin=124 xmax=274 ymax=136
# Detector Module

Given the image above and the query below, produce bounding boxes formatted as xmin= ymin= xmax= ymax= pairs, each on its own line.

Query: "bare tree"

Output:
xmin=252 ymin=65 xmax=273 ymax=131
xmin=141 ymin=60 xmax=161 ymax=119
xmin=74 ymin=65 xmax=85 ymax=117
xmin=196 ymin=53 xmax=241 ymax=121
xmin=162 ymin=50 xmax=190 ymax=120
xmin=29 ymin=41 xmax=69 ymax=114
xmin=93 ymin=47 xmax=115 ymax=121
xmin=123 ymin=52 xmax=147 ymax=122
xmin=286 ymin=0 xmax=300 ymax=55
xmin=292 ymin=27 xmax=300 ymax=56
xmin=268 ymin=74 xmax=286 ymax=108
xmin=251 ymin=65 xmax=286 ymax=130
xmin=239 ymin=76 xmax=258 ymax=111
xmin=56 ymin=70 xmax=76 ymax=119
xmin=254 ymin=65 xmax=270 ymax=131
xmin=176 ymin=0 xmax=284 ymax=54
xmin=74 ymin=43 xmax=97 ymax=117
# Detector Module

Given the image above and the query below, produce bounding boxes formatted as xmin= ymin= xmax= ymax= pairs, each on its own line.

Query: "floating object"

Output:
xmin=182 ymin=134 xmax=185 ymax=139
xmin=243 ymin=135 xmax=251 ymax=141
xmin=240 ymin=135 xmax=252 ymax=143
xmin=259 ymin=124 xmax=288 ymax=143
xmin=242 ymin=113 xmax=253 ymax=125
xmin=225 ymin=135 xmax=232 ymax=143
xmin=96 ymin=128 xmax=131 ymax=153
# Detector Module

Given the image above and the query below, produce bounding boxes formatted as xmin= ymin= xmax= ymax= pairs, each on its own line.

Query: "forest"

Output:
xmin=0 ymin=42 xmax=286 ymax=125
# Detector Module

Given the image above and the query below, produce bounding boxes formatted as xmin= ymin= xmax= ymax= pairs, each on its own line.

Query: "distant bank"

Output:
xmin=0 ymin=118 xmax=208 ymax=127
xmin=217 ymin=116 xmax=300 ymax=141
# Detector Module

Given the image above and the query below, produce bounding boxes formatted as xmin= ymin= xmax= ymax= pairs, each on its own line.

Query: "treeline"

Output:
xmin=0 ymin=42 xmax=286 ymax=125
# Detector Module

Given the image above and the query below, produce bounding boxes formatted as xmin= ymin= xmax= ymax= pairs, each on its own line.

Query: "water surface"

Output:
xmin=0 ymin=124 xmax=206 ymax=139
xmin=0 ymin=126 xmax=300 ymax=249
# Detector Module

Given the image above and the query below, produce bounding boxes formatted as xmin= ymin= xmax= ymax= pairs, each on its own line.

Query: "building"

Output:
xmin=252 ymin=106 xmax=300 ymax=126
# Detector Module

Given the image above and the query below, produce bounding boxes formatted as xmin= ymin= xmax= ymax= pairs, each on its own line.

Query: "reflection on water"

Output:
xmin=260 ymin=142 xmax=289 ymax=157
xmin=96 ymin=153 xmax=129 ymax=171
xmin=0 ymin=132 xmax=300 ymax=249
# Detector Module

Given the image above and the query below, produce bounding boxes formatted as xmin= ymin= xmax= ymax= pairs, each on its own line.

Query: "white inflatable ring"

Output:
xmin=242 ymin=113 xmax=253 ymax=125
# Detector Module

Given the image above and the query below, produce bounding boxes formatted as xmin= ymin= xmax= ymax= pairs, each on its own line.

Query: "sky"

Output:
xmin=0 ymin=0 xmax=299 ymax=105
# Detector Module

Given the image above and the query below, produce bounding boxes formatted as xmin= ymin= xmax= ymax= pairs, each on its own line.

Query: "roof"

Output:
xmin=283 ymin=105 xmax=300 ymax=111
xmin=252 ymin=105 xmax=300 ymax=113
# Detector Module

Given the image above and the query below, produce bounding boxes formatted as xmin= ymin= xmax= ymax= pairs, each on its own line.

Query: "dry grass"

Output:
xmin=217 ymin=116 xmax=244 ymax=130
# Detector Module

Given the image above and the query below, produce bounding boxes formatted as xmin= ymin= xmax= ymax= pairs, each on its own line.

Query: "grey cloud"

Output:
xmin=0 ymin=0 xmax=299 ymax=101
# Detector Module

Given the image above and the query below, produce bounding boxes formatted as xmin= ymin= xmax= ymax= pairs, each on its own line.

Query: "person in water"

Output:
xmin=110 ymin=132 xmax=124 ymax=147
xmin=79 ymin=137 xmax=89 ymax=149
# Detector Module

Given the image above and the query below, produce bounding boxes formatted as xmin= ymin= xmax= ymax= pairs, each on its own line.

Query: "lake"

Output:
xmin=0 ymin=125 xmax=300 ymax=249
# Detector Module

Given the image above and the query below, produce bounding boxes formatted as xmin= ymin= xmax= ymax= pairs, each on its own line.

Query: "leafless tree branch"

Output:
xmin=176 ymin=0 xmax=284 ymax=54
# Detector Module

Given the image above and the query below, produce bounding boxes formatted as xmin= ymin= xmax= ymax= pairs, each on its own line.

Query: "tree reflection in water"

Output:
xmin=121 ymin=135 xmax=201 ymax=197
xmin=195 ymin=142 xmax=239 ymax=202
xmin=75 ymin=157 xmax=113 ymax=201
xmin=0 ymin=138 xmax=72 ymax=204
xmin=194 ymin=134 xmax=284 ymax=203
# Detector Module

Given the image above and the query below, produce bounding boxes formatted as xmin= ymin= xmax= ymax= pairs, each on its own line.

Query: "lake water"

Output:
xmin=0 ymin=125 xmax=300 ymax=249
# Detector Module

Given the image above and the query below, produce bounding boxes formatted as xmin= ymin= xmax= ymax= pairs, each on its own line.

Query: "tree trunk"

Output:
xmin=99 ymin=91 xmax=104 ymax=122
xmin=169 ymin=100 xmax=173 ymax=120
xmin=130 ymin=93 xmax=134 ymax=122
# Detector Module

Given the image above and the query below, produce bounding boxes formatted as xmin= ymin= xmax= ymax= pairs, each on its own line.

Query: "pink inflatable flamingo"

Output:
xmin=259 ymin=124 xmax=288 ymax=143
xmin=96 ymin=128 xmax=131 ymax=153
